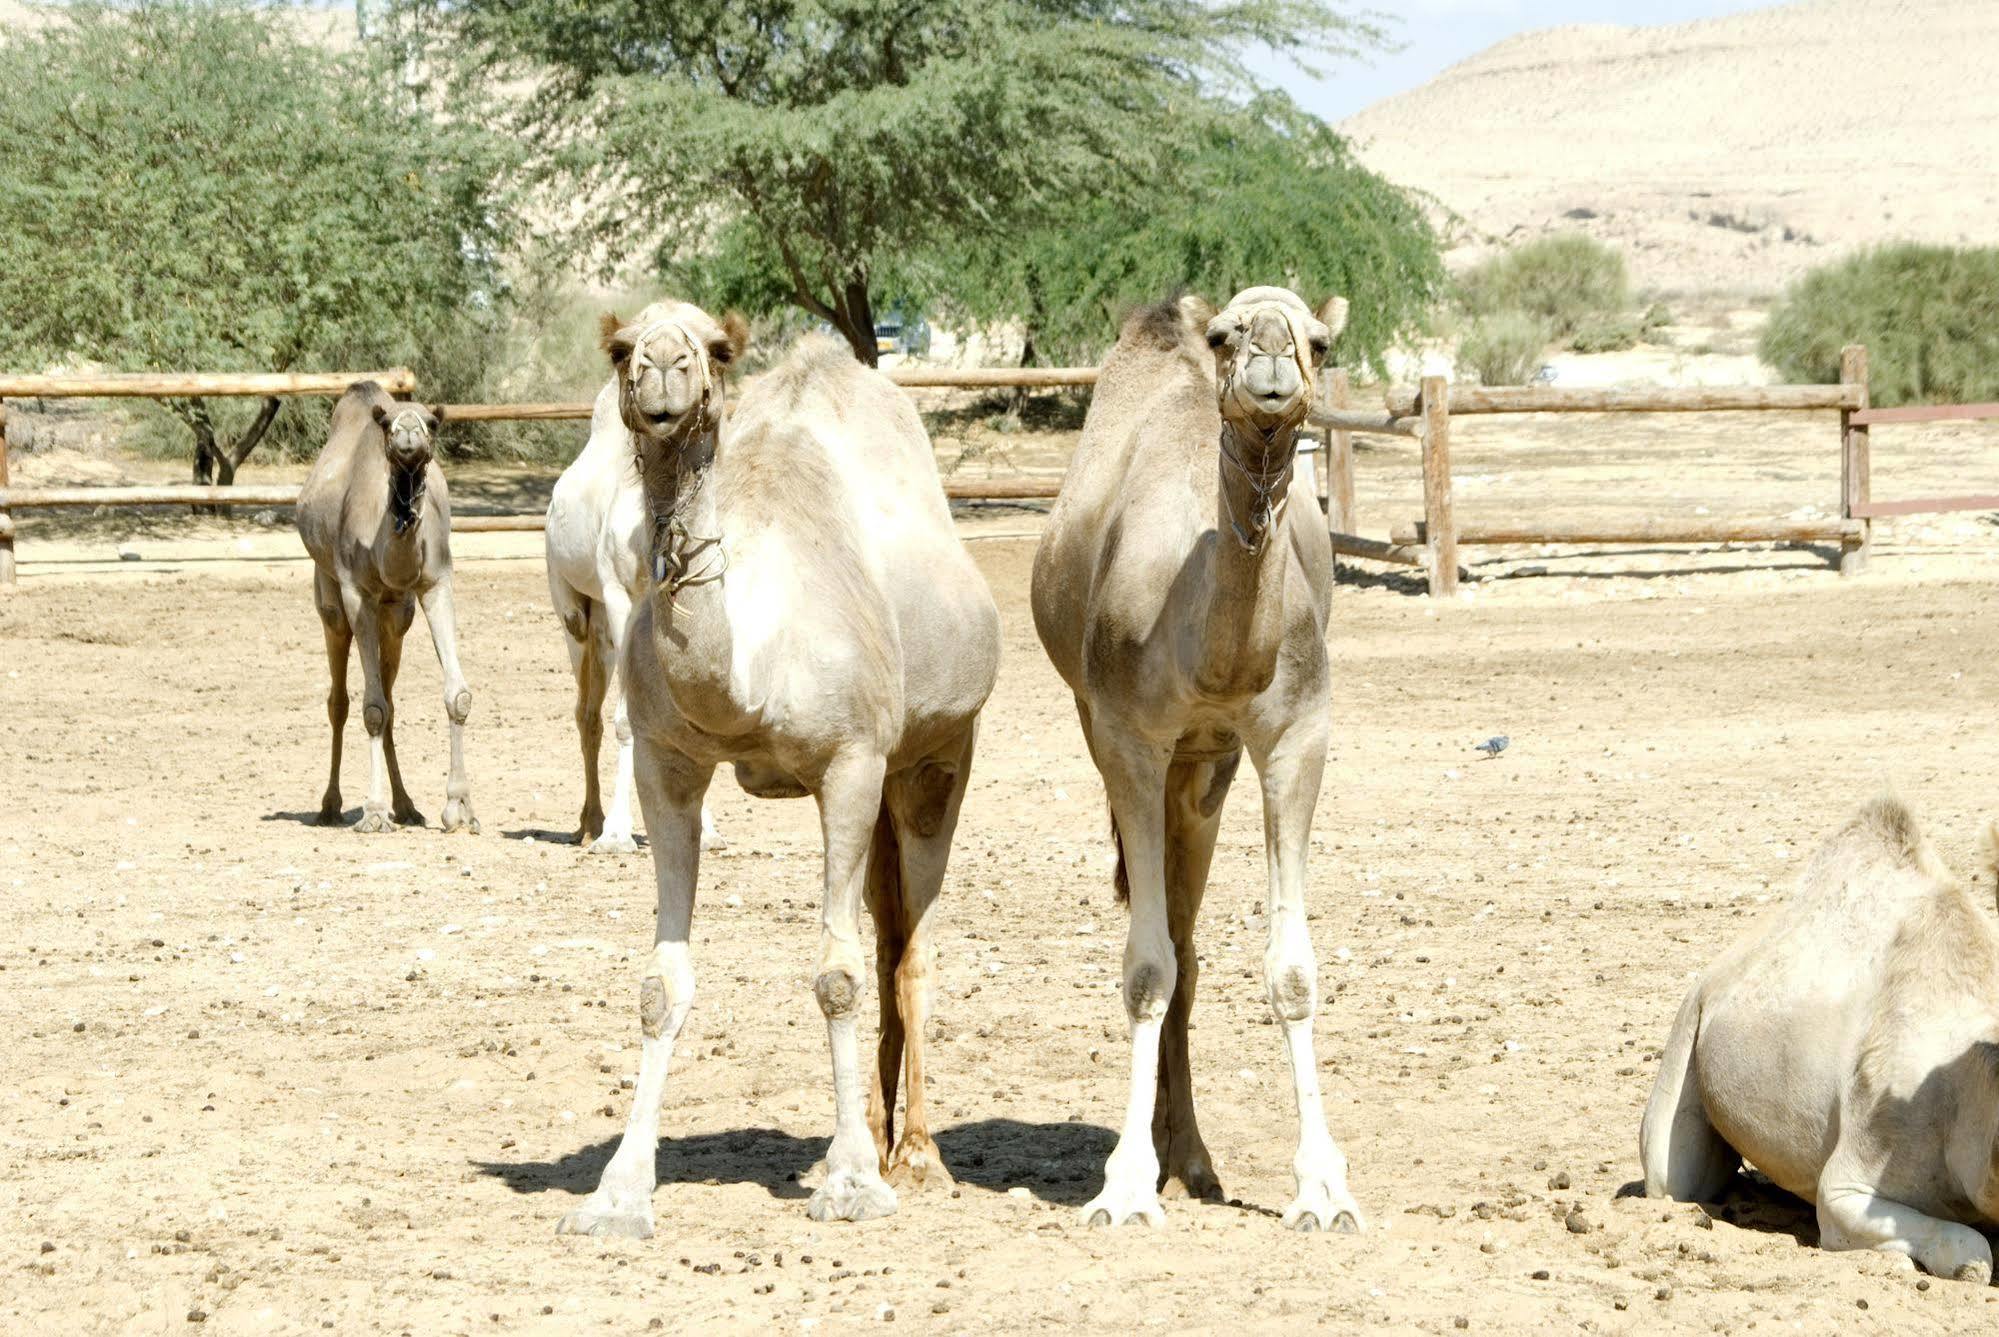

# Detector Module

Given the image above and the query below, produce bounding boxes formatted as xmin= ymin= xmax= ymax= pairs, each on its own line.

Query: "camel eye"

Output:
xmin=1310 ymin=337 xmax=1329 ymax=359
xmin=1206 ymin=328 xmax=1231 ymax=350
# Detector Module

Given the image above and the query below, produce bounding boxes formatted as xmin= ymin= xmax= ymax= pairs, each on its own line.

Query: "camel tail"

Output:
xmin=867 ymin=796 xmax=904 ymax=923
xmin=1109 ymin=807 xmax=1129 ymax=907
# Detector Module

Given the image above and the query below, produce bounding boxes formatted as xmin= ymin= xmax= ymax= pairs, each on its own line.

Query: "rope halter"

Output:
xmin=624 ymin=316 xmax=728 ymax=606
xmin=1214 ymin=301 xmax=1320 ymax=553
xmin=385 ymin=408 xmax=432 ymax=535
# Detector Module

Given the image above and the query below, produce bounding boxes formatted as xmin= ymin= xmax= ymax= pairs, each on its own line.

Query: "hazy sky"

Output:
xmin=1261 ymin=0 xmax=1777 ymax=123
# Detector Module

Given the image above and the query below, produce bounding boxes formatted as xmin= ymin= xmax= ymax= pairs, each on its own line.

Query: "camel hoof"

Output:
xmin=1080 ymin=1183 xmax=1165 ymax=1229
xmin=885 ymin=1141 xmax=952 ymax=1191
xmin=587 ymin=832 xmax=638 ymax=856
xmin=393 ymin=805 xmax=426 ymax=828
xmin=806 ymin=1172 xmax=897 ymax=1223
xmin=1281 ymin=1199 xmax=1364 ymax=1234
xmin=316 ymin=804 xmax=344 ymax=827
xmin=354 ymin=809 xmax=395 ymax=834
xmin=556 ymin=1204 xmax=654 ymax=1239
xmin=701 ymin=830 xmax=730 ymax=853
xmin=441 ymin=800 xmax=477 ymax=835
xmin=1955 ymin=1261 xmax=1992 ymax=1285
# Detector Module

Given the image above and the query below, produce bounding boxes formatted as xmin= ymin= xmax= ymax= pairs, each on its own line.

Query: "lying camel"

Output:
xmin=1642 ymin=797 xmax=1999 ymax=1281
xmin=557 ymin=303 xmax=1000 ymax=1235
xmin=545 ymin=379 xmax=720 ymax=854
xmin=296 ymin=383 xmax=476 ymax=834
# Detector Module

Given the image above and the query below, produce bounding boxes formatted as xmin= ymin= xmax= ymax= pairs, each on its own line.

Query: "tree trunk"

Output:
xmin=840 ymin=276 xmax=879 ymax=368
xmin=185 ymin=398 xmax=219 ymax=514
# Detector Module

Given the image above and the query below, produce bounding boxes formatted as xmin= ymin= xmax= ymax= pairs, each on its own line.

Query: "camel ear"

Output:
xmin=370 ymin=403 xmax=390 ymax=428
xmin=1178 ymin=293 xmax=1215 ymax=332
xmin=1317 ymin=296 xmax=1350 ymax=342
xmin=599 ymin=311 xmax=634 ymax=366
xmin=712 ymin=311 xmax=750 ymax=369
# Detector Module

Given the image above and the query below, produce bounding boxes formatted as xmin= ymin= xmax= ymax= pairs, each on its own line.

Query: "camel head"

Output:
xmin=370 ymin=402 xmax=443 ymax=470
xmin=600 ymin=301 xmax=750 ymax=446
xmin=1205 ymin=286 xmax=1348 ymax=435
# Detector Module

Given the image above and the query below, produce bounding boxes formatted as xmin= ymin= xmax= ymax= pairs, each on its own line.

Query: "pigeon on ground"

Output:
xmin=1474 ymin=735 xmax=1509 ymax=759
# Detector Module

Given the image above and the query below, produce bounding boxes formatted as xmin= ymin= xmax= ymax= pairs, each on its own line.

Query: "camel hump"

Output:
xmin=1820 ymin=795 xmax=1954 ymax=890
xmin=1979 ymin=820 xmax=1999 ymax=906
xmin=1117 ymin=293 xmax=1211 ymax=353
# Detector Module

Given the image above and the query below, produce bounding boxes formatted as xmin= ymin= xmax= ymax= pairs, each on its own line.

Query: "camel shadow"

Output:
xmin=262 ymin=808 xmax=348 ymax=828
xmin=935 ymin=1117 xmax=1117 ymax=1207
xmin=1613 ymin=1169 xmax=1818 ymax=1247
xmin=501 ymin=826 xmax=650 ymax=849
xmin=474 ymin=1127 xmax=823 ymax=1202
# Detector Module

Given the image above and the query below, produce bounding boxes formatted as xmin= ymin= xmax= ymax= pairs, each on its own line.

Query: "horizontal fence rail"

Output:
xmin=1380 ymin=383 xmax=1862 ymax=418
xmin=0 ymin=369 xmax=417 ymax=399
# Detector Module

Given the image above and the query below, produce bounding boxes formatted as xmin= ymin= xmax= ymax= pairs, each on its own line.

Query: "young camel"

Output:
xmin=296 ymin=383 xmax=476 ymax=835
xmin=556 ymin=303 xmax=1000 ymax=1235
xmin=1032 ymin=288 xmax=1357 ymax=1231
xmin=1643 ymin=797 xmax=1999 ymax=1283
xmin=544 ymin=380 xmax=720 ymax=854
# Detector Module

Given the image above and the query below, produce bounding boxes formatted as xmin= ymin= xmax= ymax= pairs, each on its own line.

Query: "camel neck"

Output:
xmin=1193 ymin=420 xmax=1298 ymax=698
xmin=377 ymin=459 xmax=428 ymax=586
xmin=642 ymin=420 xmax=756 ymax=734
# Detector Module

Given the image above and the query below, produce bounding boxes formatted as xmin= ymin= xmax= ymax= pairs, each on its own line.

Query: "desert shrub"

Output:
xmin=1458 ymin=310 xmax=1550 ymax=386
xmin=1461 ymin=234 xmax=1630 ymax=338
xmin=1761 ymin=244 xmax=1999 ymax=406
xmin=1569 ymin=313 xmax=1640 ymax=354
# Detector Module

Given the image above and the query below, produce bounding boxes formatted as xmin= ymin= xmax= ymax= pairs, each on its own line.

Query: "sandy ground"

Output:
xmin=9 ymin=411 xmax=1999 ymax=1335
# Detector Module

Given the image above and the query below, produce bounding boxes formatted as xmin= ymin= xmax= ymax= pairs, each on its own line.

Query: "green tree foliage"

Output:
xmin=1460 ymin=233 xmax=1630 ymax=340
xmin=398 ymin=0 xmax=1388 ymax=365
xmin=0 ymin=1 xmax=517 ymax=479
xmin=942 ymin=99 xmax=1446 ymax=374
xmin=1761 ymin=244 xmax=1999 ymax=406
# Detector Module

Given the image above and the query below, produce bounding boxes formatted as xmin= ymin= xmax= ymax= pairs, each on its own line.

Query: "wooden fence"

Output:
xmin=1322 ymin=346 xmax=1893 ymax=596
xmin=7 ymin=345 xmax=1997 ymax=594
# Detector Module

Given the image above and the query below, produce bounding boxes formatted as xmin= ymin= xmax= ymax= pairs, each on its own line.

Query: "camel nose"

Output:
xmin=1240 ymin=312 xmax=1302 ymax=405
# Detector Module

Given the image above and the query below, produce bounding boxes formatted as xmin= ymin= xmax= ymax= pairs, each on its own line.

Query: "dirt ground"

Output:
xmin=9 ymin=413 xmax=1999 ymax=1334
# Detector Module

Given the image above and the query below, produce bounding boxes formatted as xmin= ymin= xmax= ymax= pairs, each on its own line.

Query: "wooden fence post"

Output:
xmin=0 ymin=400 xmax=14 ymax=587
xmin=1840 ymin=345 xmax=1871 ymax=575
xmin=1419 ymin=376 xmax=1457 ymax=597
xmin=1326 ymin=369 xmax=1355 ymax=533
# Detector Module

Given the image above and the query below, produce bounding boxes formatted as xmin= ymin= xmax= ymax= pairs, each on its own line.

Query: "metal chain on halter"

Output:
xmin=1213 ymin=303 xmax=1319 ymax=553
xmin=627 ymin=318 xmax=730 ymax=607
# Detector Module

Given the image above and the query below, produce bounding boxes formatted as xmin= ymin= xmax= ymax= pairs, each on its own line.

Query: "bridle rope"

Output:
xmin=1214 ymin=303 xmax=1319 ymax=553
xmin=387 ymin=408 xmax=431 ymax=535
xmin=626 ymin=318 xmax=729 ymax=607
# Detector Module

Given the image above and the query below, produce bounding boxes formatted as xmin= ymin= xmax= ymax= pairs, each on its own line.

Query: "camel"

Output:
xmin=1031 ymin=287 xmax=1359 ymax=1232
xmin=296 ymin=383 xmax=476 ymax=834
xmin=1641 ymin=797 xmax=1999 ymax=1283
xmin=544 ymin=379 xmax=720 ymax=855
xmin=555 ymin=301 xmax=1000 ymax=1236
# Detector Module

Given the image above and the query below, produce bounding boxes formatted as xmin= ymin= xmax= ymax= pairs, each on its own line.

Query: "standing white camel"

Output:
xmin=1643 ymin=798 xmax=1999 ymax=1283
xmin=296 ymin=383 xmax=476 ymax=835
xmin=545 ymin=379 xmax=719 ymax=854
xmin=556 ymin=301 xmax=1000 ymax=1236
xmin=1031 ymin=288 xmax=1358 ymax=1231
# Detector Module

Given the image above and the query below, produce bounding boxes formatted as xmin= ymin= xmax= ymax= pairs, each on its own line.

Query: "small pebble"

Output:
xmin=40 ymin=1242 xmax=54 ymax=1255
xmin=1917 ymin=1279 xmax=1931 ymax=1292
xmin=1655 ymin=1285 xmax=1673 ymax=1301
xmin=1530 ymin=1269 xmax=1549 ymax=1281
xmin=1546 ymin=1171 xmax=1570 ymax=1191
xmin=1856 ymin=1299 xmax=1869 ymax=1310
xmin=1564 ymin=1209 xmax=1592 ymax=1235
xmin=186 ymin=1311 xmax=206 ymax=1324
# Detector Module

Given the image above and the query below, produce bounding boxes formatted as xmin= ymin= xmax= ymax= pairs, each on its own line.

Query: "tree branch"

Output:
xmin=229 ymin=396 xmax=282 ymax=468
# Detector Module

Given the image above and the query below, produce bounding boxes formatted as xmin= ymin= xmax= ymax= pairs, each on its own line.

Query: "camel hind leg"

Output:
xmin=1151 ymin=751 xmax=1237 ymax=1203
xmin=314 ymin=571 xmax=351 ymax=825
xmin=1639 ymin=988 xmax=1737 ymax=1202
xmin=377 ymin=600 xmax=424 ymax=827
xmin=876 ymin=723 xmax=978 ymax=1191
xmin=591 ymin=585 xmax=639 ymax=854
xmin=864 ymin=799 xmax=907 ymax=1172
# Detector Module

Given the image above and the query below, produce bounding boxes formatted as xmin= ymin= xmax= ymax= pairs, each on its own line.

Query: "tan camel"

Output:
xmin=1031 ymin=287 xmax=1358 ymax=1231
xmin=556 ymin=302 xmax=1000 ymax=1236
xmin=296 ymin=383 xmax=476 ymax=835
xmin=1642 ymin=798 xmax=1999 ymax=1283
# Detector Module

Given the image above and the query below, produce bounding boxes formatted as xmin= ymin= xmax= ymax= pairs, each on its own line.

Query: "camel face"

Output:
xmin=1206 ymin=286 xmax=1344 ymax=433
xmin=599 ymin=303 xmax=749 ymax=446
xmin=372 ymin=404 xmax=438 ymax=472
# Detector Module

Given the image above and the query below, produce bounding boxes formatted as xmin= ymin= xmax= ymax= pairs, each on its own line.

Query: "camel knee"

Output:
xmin=815 ymin=963 xmax=864 ymax=1021
xmin=611 ymin=709 xmax=633 ymax=746
xmin=447 ymin=687 xmax=472 ymax=724
xmin=363 ymin=699 xmax=388 ymax=736
xmin=1265 ymin=960 xmax=1317 ymax=1023
xmin=640 ymin=965 xmax=693 ymax=1042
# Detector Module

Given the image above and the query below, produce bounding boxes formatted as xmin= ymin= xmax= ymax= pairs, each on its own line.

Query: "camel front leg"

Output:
xmin=1248 ymin=705 xmax=1362 ymax=1233
xmin=557 ymin=744 xmax=710 ymax=1238
xmin=1081 ymin=720 xmax=1173 ymax=1228
xmin=808 ymin=752 xmax=898 ymax=1223
xmin=377 ymin=606 xmax=424 ymax=826
xmin=418 ymin=575 xmax=477 ymax=834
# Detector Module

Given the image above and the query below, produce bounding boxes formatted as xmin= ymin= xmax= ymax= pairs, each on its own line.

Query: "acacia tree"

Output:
xmin=399 ymin=0 xmax=1384 ymax=366
xmin=946 ymin=98 xmax=1448 ymax=373
xmin=0 ymin=1 xmax=516 ymax=483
